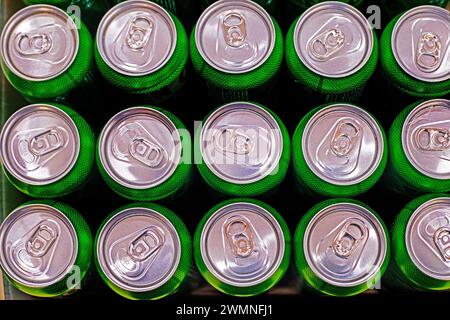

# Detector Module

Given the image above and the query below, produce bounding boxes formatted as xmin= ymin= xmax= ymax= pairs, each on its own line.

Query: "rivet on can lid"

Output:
xmin=97 ymin=0 xmax=177 ymax=77
xmin=195 ymin=0 xmax=275 ymax=74
xmin=96 ymin=207 xmax=181 ymax=292
xmin=200 ymin=202 xmax=285 ymax=287
xmin=0 ymin=104 xmax=80 ymax=186
xmin=0 ymin=5 xmax=79 ymax=81
xmin=0 ymin=204 xmax=78 ymax=288
xmin=302 ymin=104 xmax=384 ymax=186
xmin=200 ymin=102 xmax=283 ymax=185
xmin=98 ymin=107 xmax=182 ymax=190
xmin=293 ymin=1 xmax=373 ymax=78
xmin=402 ymin=99 xmax=450 ymax=180
xmin=392 ymin=6 xmax=450 ymax=83
xmin=303 ymin=202 xmax=387 ymax=287
xmin=406 ymin=197 xmax=450 ymax=281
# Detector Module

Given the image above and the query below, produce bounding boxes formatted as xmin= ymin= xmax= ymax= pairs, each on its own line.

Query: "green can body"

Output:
xmin=0 ymin=200 xmax=93 ymax=297
xmin=292 ymin=104 xmax=388 ymax=197
xmin=94 ymin=202 xmax=192 ymax=300
xmin=388 ymin=100 xmax=450 ymax=194
xmin=294 ymin=198 xmax=390 ymax=297
xmin=96 ymin=106 xmax=191 ymax=201
xmin=1 ymin=103 xmax=95 ymax=198
xmin=194 ymin=198 xmax=291 ymax=296
xmin=379 ymin=0 xmax=449 ymax=21
xmin=387 ymin=194 xmax=450 ymax=291
xmin=195 ymin=102 xmax=291 ymax=197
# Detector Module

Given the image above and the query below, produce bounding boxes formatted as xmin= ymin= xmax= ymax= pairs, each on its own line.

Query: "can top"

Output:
xmin=0 ymin=104 xmax=80 ymax=186
xmin=304 ymin=202 xmax=387 ymax=287
xmin=402 ymin=99 xmax=450 ymax=180
xmin=302 ymin=104 xmax=384 ymax=185
xmin=97 ymin=0 xmax=177 ymax=77
xmin=96 ymin=207 xmax=181 ymax=292
xmin=0 ymin=5 xmax=79 ymax=81
xmin=406 ymin=197 xmax=450 ymax=281
xmin=99 ymin=107 xmax=182 ymax=190
xmin=195 ymin=0 xmax=275 ymax=74
xmin=293 ymin=1 xmax=373 ymax=78
xmin=200 ymin=202 xmax=285 ymax=287
xmin=0 ymin=204 xmax=78 ymax=288
xmin=200 ymin=102 xmax=283 ymax=185
xmin=392 ymin=6 xmax=450 ymax=83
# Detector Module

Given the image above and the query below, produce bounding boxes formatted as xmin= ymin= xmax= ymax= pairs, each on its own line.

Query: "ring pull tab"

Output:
xmin=128 ymin=228 xmax=165 ymax=262
xmin=26 ymin=224 xmax=58 ymax=258
xmin=15 ymin=32 xmax=52 ymax=56
xmin=214 ymin=128 xmax=253 ymax=155
xmin=225 ymin=218 xmax=254 ymax=258
xmin=416 ymin=32 xmax=441 ymax=73
xmin=332 ymin=219 xmax=368 ymax=259
xmin=330 ymin=120 xmax=361 ymax=157
xmin=28 ymin=129 xmax=64 ymax=157
xmin=126 ymin=14 xmax=154 ymax=50
xmin=128 ymin=137 xmax=164 ymax=168
xmin=223 ymin=12 xmax=247 ymax=47
xmin=415 ymin=128 xmax=450 ymax=152
xmin=434 ymin=227 xmax=450 ymax=262
xmin=308 ymin=28 xmax=345 ymax=61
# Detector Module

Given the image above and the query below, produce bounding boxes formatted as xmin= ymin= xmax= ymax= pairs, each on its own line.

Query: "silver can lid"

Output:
xmin=0 ymin=204 xmax=78 ymax=288
xmin=406 ymin=197 xmax=450 ymax=281
xmin=97 ymin=0 xmax=177 ymax=77
xmin=200 ymin=102 xmax=283 ymax=184
xmin=0 ymin=104 xmax=80 ymax=186
xmin=304 ymin=202 xmax=387 ymax=287
xmin=293 ymin=1 xmax=373 ymax=78
xmin=0 ymin=5 xmax=79 ymax=81
xmin=392 ymin=6 xmax=450 ymax=83
xmin=200 ymin=202 xmax=285 ymax=287
xmin=402 ymin=99 xmax=450 ymax=180
xmin=98 ymin=107 xmax=182 ymax=189
xmin=302 ymin=104 xmax=384 ymax=186
xmin=96 ymin=207 xmax=181 ymax=292
xmin=195 ymin=0 xmax=275 ymax=74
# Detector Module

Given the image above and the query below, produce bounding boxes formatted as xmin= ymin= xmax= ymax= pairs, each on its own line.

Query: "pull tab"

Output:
xmin=214 ymin=128 xmax=253 ymax=155
xmin=29 ymin=129 xmax=64 ymax=157
xmin=222 ymin=215 xmax=269 ymax=275
xmin=223 ymin=13 xmax=247 ymax=47
xmin=415 ymin=128 xmax=450 ymax=152
xmin=434 ymin=227 xmax=450 ymax=262
xmin=113 ymin=226 xmax=164 ymax=280
xmin=26 ymin=224 xmax=58 ymax=258
xmin=128 ymin=138 xmax=164 ymax=168
xmin=332 ymin=219 xmax=369 ymax=258
xmin=308 ymin=28 xmax=345 ymax=61
xmin=416 ymin=32 xmax=441 ymax=73
xmin=126 ymin=14 xmax=154 ymax=50
xmin=128 ymin=228 xmax=164 ymax=262
xmin=330 ymin=120 xmax=361 ymax=157
xmin=15 ymin=32 xmax=52 ymax=56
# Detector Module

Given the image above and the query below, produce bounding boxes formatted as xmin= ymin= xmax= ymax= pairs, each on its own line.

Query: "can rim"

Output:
xmin=96 ymin=206 xmax=182 ymax=293
xmin=391 ymin=5 xmax=450 ymax=83
xmin=405 ymin=196 xmax=450 ymax=281
xmin=0 ymin=4 xmax=80 ymax=82
xmin=199 ymin=201 xmax=285 ymax=288
xmin=200 ymin=101 xmax=284 ymax=185
xmin=293 ymin=1 xmax=374 ymax=79
xmin=0 ymin=203 xmax=78 ymax=288
xmin=98 ymin=106 xmax=182 ymax=190
xmin=96 ymin=0 xmax=177 ymax=77
xmin=301 ymin=103 xmax=385 ymax=186
xmin=303 ymin=202 xmax=387 ymax=287
xmin=194 ymin=0 xmax=275 ymax=74
xmin=401 ymin=99 xmax=450 ymax=180
xmin=0 ymin=103 xmax=81 ymax=186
